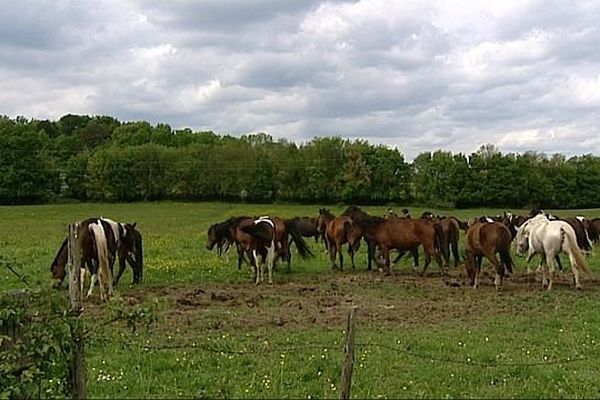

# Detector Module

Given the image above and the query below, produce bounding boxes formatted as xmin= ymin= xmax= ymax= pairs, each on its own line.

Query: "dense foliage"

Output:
xmin=1 ymin=114 xmax=599 ymax=208
xmin=0 ymin=289 xmax=72 ymax=399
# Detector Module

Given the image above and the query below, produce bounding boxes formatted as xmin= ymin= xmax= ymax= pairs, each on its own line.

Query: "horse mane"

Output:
xmin=318 ymin=208 xmax=335 ymax=218
xmin=342 ymin=205 xmax=365 ymax=216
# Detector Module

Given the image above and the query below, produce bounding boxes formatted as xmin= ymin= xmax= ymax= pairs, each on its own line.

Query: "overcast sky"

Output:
xmin=1 ymin=0 xmax=599 ymax=159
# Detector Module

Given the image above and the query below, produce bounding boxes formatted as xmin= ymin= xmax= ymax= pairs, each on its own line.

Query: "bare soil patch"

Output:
xmin=106 ymin=267 xmax=600 ymax=334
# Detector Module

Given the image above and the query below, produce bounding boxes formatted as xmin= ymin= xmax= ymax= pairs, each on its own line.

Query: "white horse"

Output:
xmin=515 ymin=214 xmax=589 ymax=290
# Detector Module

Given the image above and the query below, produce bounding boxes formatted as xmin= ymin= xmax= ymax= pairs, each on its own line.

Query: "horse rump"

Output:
xmin=285 ymin=219 xmax=314 ymax=259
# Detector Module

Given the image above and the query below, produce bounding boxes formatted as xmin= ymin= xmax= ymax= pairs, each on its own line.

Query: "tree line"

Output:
xmin=1 ymin=114 xmax=599 ymax=208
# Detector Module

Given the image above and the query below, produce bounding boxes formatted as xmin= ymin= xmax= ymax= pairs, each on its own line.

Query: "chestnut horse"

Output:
xmin=325 ymin=215 xmax=360 ymax=270
xmin=316 ymin=208 xmax=335 ymax=251
xmin=465 ymin=221 xmax=513 ymax=290
xmin=354 ymin=214 xmax=446 ymax=276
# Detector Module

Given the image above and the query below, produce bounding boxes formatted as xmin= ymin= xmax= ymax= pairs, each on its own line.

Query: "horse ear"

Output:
xmin=132 ymin=222 xmax=137 ymax=228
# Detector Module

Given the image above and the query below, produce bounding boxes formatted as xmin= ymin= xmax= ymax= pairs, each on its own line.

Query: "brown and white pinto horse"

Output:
xmin=239 ymin=217 xmax=278 ymax=284
xmin=207 ymin=215 xmax=313 ymax=276
xmin=50 ymin=218 xmax=143 ymax=291
xmin=50 ymin=218 xmax=113 ymax=301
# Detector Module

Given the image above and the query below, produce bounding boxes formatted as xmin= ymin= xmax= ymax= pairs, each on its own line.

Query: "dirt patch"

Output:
xmin=87 ymin=268 xmax=600 ymax=333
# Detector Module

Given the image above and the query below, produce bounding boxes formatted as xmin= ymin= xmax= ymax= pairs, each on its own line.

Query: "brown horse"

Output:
xmin=316 ymin=208 xmax=335 ymax=251
xmin=325 ymin=215 xmax=360 ymax=270
xmin=355 ymin=214 xmax=445 ymax=276
xmin=421 ymin=212 xmax=460 ymax=268
xmin=465 ymin=221 xmax=513 ymax=290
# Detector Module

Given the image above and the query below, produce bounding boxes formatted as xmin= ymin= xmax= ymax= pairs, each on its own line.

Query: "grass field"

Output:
xmin=2 ymin=202 xmax=600 ymax=398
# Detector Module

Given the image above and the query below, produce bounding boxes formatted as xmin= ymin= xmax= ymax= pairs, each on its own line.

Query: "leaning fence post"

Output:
xmin=340 ymin=306 xmax=358 ymax=400
xmin=67 ymin=223 xmax=83 ymax=315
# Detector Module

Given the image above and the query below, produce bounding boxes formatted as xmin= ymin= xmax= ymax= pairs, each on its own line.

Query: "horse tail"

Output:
xmin=89 ymin=222 xmax=113 ymax=300
xmin=285 ymin=220 xmax=314 ymax=259
xmin=562 ymin=227 xmax=590 ymax=274
xmin=433 ymin=222 xmax=444 ymax=258
xmin=498 ymin=228 xmax=514 ymax=273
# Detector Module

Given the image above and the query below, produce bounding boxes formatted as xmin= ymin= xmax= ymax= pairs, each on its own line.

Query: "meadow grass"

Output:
xmin=2 ymin=202 xmax=600 ymax=398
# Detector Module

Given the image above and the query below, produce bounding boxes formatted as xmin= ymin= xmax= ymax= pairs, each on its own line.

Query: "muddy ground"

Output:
xmin=101 ymin=267 xmax=600 ymax=335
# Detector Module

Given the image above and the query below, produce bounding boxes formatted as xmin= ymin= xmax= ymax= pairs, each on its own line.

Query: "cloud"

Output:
xmin=2 ymin=0 xmax=600 ymax=159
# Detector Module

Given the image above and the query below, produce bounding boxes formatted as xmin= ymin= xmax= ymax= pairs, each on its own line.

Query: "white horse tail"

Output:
xmin=90 ymin=222 xmax=113 ymax=300
xmin=562 ymin=227 xmax=590 ymax=274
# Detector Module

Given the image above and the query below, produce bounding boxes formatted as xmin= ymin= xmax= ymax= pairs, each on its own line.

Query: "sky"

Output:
xmin=1 ymin=0 xmax=599 ymax=160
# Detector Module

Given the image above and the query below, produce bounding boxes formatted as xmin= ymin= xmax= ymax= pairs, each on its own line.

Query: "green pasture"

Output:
xmin=2 ymin=202 xmax=600 ymax=398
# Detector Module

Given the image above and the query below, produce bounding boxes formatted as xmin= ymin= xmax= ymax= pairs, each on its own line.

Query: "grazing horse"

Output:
xmin=51 ymin=218 xmax=143 ymax=289
xmin=355 ymin=215 xmax=446 ymax=276
xmin=515 ymin=214 xmax=589 ymax=290
xmin=49 ymin=219 xmax=113 ymax=301
xmin=465 ymin=221 xmax=513 ymax=290
xmin=316 ymin=208 xmax=335 ymax=251
xmin=206 ymin=219 xmax=235 ymax=256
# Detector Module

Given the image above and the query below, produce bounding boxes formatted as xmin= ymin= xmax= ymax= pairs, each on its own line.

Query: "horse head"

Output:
xmin=206 ymin=223 xmax=219 ymax=250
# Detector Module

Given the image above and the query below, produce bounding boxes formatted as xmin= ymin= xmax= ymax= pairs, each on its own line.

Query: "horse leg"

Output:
xmin=540 ymin=255 xmax=548 ymax=289
xmin=545 ymin=251 xmax=555 ymax=291
xmin=339 ymin=246 xmax=345 ymax=271
xmin=268 ymin=243 xmax=275 ymax=285
xmin=484 ymin=252 xmax=503 ymax=290
xmin=412 ymin=248 xmax=419 ymax=268
xmin=87 ymin=274 xmax=97 ymax=298
xmin=79 ymin=267 xmax=86 ymax=293
xmin=382 ymin=246 xmax=391 ymax=276
xmin=328 ymin=242 xmax=337 ymax=270
xmin=113 ymin=253 xmax=127 ymax=286
xmin=348 ymin=242 xmax=357 ymax=269
xmin=475 ymin=255 xmax=483 ymax=289
xmin=420 ymin=250 xmax=431 ymax=276
xmin=451 ymin=241 xmax=459 ymax=268
xmin=366 ymin=241 xmax=374 ymax=271
xmin=555 ymin=254 xmax=564 ymax=271
xmin=567 ymin=251 xmax=583 ymax=289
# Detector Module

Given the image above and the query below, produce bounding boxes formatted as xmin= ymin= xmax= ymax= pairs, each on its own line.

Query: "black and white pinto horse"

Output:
xmin=50 ymin=218 xmax=143 ymax=298
xmin=239 ymin=216 xmax=278 ymax=285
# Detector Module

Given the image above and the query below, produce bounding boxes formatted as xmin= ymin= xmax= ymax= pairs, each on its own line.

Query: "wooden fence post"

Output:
xmin=67 ymin=223 xmax=83 ymax=315
xmin=67 ymin=222 xmax=86 ymax=399
xmin=340 ymin=306 xmax=358 ymax=400
xmin=70 ymin=322 xmax=86 ymax=400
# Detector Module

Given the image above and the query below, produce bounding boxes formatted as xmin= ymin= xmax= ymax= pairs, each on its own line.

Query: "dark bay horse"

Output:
xmin=51 ymin=218 xmax=143 ymax=290
xmin=465 ymin=221 xmax=513 ymax=290
xmin=421 ymin=212 xmax=462 ymax=268
xmin=286 ymin=217 xmax=319 ymax=242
